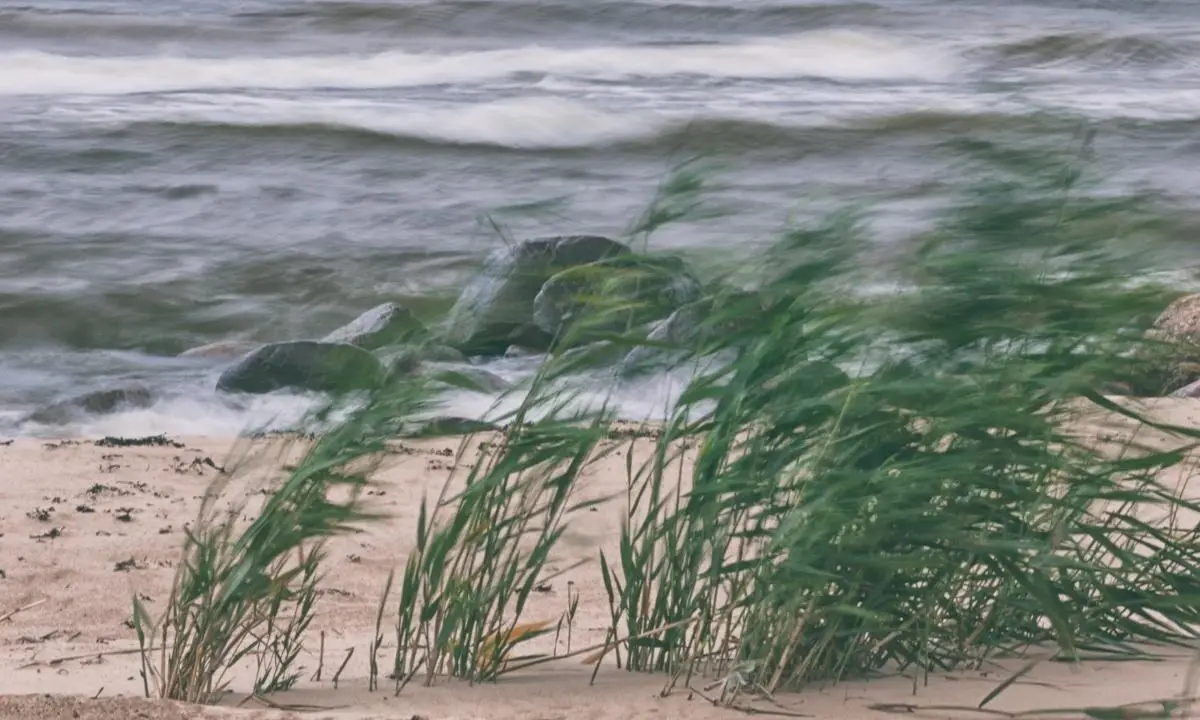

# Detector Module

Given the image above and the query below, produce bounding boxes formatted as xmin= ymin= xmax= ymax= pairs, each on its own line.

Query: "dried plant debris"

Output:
xmin=114 ymin=558 xmax=147 ymax=572
xmin=95 ymin=434 xmax=184 ymax=448
xmin=26 ymin=507 xmax=54 ymax=522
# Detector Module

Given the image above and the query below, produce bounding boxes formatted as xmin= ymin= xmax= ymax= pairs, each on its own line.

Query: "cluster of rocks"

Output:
xmin=21 ymin=235 xmax=707 ymax=427
xmin=39 ymin=238 xmax=1200 ymax=430
xmin=205 ymin=234 xmax=704 ymax=397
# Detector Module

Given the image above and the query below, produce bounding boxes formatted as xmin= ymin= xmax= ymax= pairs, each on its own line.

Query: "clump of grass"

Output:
xmin=137 ymin=136 xmax=1200 ymax=714
xmin=133 ymin=373 xmax=441 ymax=703
xmin=389 ymin=374 xmax=618 ymax=689
xmin=378 ymin=138 xmax=1200 ymax=705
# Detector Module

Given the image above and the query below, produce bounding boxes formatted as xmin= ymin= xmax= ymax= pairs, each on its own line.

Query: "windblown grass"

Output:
xmin=139 ymin=137 xmax=1200 ymax=711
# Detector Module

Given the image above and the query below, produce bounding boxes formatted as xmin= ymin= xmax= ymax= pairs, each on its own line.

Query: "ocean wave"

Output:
xmin=235 ymin=0 xmax=893 ymax=37
xmin=0 ymin=7 xmax=247 ymax=44
xmin=986 ymin=31 xmax=1200 ymax=69
xmin=60 ymin=96 xmax=1195 ymax=153
xmin=0 ymin=30 xmax=957 ymax=96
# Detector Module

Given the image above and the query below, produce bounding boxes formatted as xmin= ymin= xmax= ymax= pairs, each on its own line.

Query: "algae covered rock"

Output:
xmin=215 ymin=341 xmax=384 ymax=394
xmin=322 ymin=302 xmax=425 ymax=350
xmin=443 ymin=235 xmax=630 ymax=355
xmin=532 ymin=254 xmax=701 ymax=345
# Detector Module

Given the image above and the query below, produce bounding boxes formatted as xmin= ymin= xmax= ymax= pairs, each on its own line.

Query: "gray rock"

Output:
xmin=423 ymin=364 xmax=512 ymax=394
xmin=216 ymin=341 xmax=384 ymax=395
xmin=443 ymin=235 xmax=630 ymax=356
xmin=375 ymin=343 xmax=466 ymax=372
xmin=1172 ymin=378 xmax=1200 ymax=398
xmin=532 ymin=254 xmax=701 ymax=344
xmin=504 ymin=345 xmax=541 ymax=358
xmin=322 ymin=302 xmax=425 ymax=350
xmin=179 ymin=340 xmax=261 ymax=360
xmin=619 ymin=292 xmax=757 ymax=377
xmin=400 ymin=416 xmax=499 ymax=438
xmin=26 ymin=386 xmax=154 ymax=425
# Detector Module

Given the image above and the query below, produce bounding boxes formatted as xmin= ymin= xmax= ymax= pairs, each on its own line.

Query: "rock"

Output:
xmin=619 ymin=292 xmax=758 ymax=377
xmin=25 ymin=386 xmax=154 ymax=425
xmin=376 ymin=343 xmax=467 ymax=376
xmin=400 ymin=416 xmax=499 ymax=438
xmin=422 ymin=364 xmax=512 ymax=394
xmin=1172 ymin=378 xmax=1200 ymax=398
xmin=179 ymin=340 xmax=260 ymax=360
xmin=504 ymin=345 xmax=541 ymax=358
xmin=443 ymin=235 xmax=630 ymax=355
xmin=532 ymin=255 xmax=701 ymax=345
xmin=322 ymin=302 xmax=425 ymax=351
xmin=215 ymin=341 xmax=384 ymax=395
xmin=1148 ymin=293 xmax=1200 ymax=393
xmin=1153 ymin=293 xmax=1200 ymax=338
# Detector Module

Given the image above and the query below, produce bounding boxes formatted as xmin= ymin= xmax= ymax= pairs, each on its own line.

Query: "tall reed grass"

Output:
xmin=138 ymin=137 xmax=1200 ymax=708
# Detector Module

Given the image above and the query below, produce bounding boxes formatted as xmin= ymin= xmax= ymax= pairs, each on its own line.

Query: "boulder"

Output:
xmin=422 ymin=364 xmax=512 ymax=394
xmin=25 ymin=386 xmax=154 ymax=425
xmin=375 ymin=343 xmax=467 ymax=376
xmin=532 ymin=254 xmax=701 ymax=345
xmin=322 ymin=302 xmax=425 ymax=350
xmin=179 ymin=340 xmax=261 ymax=360
xmin=619 ymin=291 xmax=758 ymax=377
xmin=442 ymin=235 xmax=630 ymax=356
xmin=1148 ymin=293 xmax=1200 ymax=393
xmin=215 ymin=341 xmax=384 ymax=395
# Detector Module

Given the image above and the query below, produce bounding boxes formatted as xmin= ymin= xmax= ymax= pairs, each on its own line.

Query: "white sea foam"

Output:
xmin=0 ymin=30 xmax=957 ymax=96
xmin=93 ymin=95 xmax=676 ymax=149
xmin=7 ymin=364 xmax=704 ymax=439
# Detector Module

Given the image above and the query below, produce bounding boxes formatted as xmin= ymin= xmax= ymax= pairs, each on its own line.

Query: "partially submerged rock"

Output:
xmin=532 ymin=254 xmax=701 ymax=345
xmin=422 ymin=364 xmax=512 ymax=394
xmin=179 ymin=340 xmax=260 ymax=360
xmin=215 ymin=341 xmax=384 ymax=394
xmin=443 ymin=235 xmax=630 ymax=356
xmin=322 ymin=302 xmax=425 ymax=350
xmin=25 ymin=385 xmax=154 ymax=425
xmin=619 ymin=291 xmax=758 ymax=377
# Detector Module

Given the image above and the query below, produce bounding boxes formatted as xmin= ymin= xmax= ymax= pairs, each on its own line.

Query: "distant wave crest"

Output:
xmin=0 ymin=30 xmax=957 ymax=96
xmin=77 ymin=96 xmax=1119 ymax=153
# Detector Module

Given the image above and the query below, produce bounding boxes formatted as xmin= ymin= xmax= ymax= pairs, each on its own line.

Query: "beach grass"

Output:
xmin=135 ymin=137 xmax=1200 ymax=710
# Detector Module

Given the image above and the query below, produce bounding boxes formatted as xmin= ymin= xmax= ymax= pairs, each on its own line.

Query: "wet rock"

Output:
xmin=322 ymin=302 xmax=425 ymax=350
xmin=443 ymin=235 xmax=630 ymax=356
xmin=423 ymin=364 xmax=512 ymax=394
xmin=619 ymin=292 xmax=758 ymax=377
xmin=376 ymin=343 xmax=467 ymax=376
xmin=25 ymin=386 xmax=154 ymax=425
xmin=215 ymin=341 xmax=384 ymax=395
xmin=504 ymin=345 xmax=541 ymax=358
xmin=400 ymin=416 xmax=499 ymax=438
xmin=179 ymin=340 xmax=260 ymax=360
xmin=532 ymin=254 xmax=701 ymax=345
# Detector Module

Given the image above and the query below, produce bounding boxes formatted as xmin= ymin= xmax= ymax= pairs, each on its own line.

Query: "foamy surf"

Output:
xmin=78 ymin=95 xmax=676 ymax=150
xmin=0 ymin=30 xmax=957 ymax=96
xmin=4 ymin=362 xmax=706 ymax=440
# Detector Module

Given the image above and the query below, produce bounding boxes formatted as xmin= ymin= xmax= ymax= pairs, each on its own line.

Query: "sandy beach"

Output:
xmin=3 ymin=401 xmax=1200 ymax=720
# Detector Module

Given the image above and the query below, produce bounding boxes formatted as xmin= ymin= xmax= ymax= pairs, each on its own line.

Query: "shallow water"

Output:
xmin=3 ymin=0 xmax=1200 ymax=435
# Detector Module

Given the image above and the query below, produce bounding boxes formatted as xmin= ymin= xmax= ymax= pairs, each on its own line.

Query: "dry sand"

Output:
xmin=2 ymin=401 xmax=1200 ymax=720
